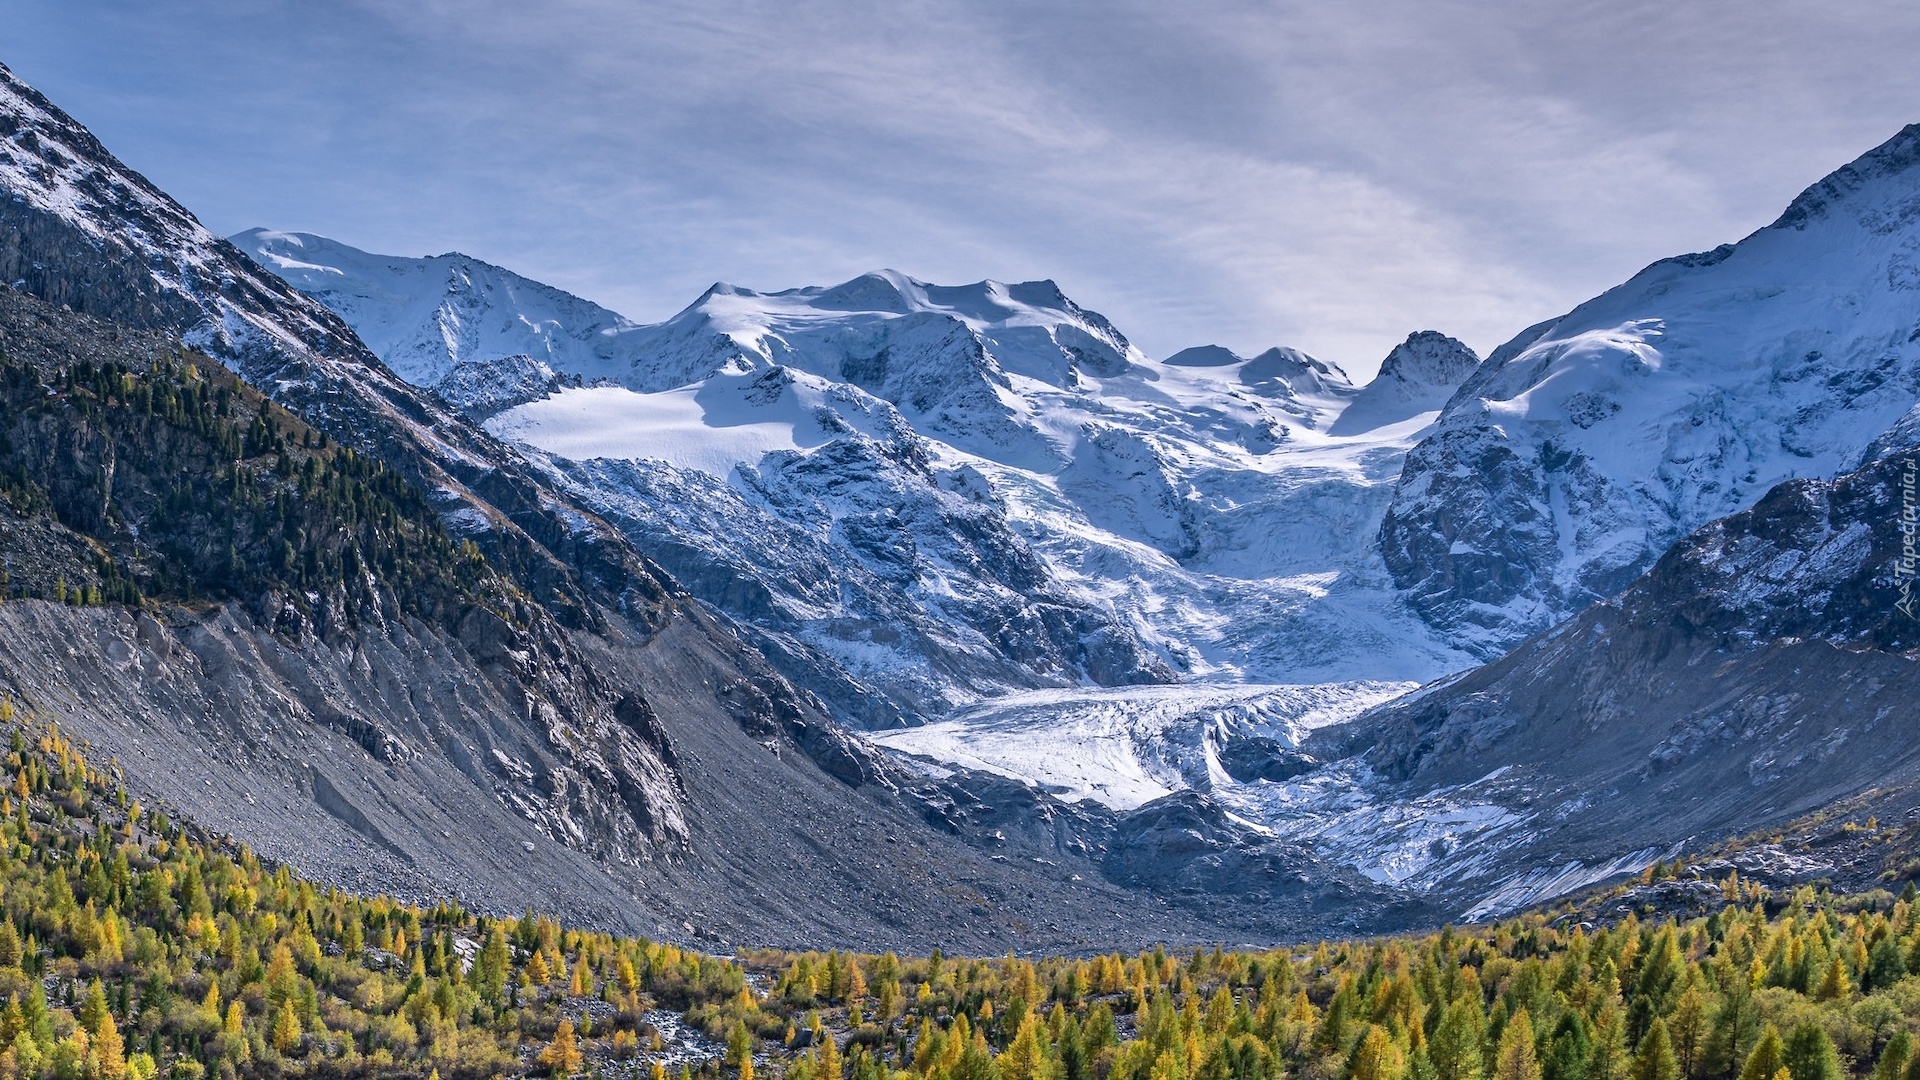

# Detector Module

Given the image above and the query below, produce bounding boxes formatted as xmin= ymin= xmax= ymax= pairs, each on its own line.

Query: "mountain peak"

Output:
xmin=1241 ymin=346 xmax=1351 ymax=393
xmin=1162 ymin=344 xmax=1240 ymax=368
xmin=1327 ymin=332 xmax=1479 ymax=436
xmin=1382 ymin=119 xmax=1920 ymax=650
xmin=801 ymin=270 xmax=920 ymax=314
xmin=231 ymin=227 xmax=639 ymax=385
xmin=699 ymin=280 xmax=755 ymax=300
xmin=1373 ymin=331 xmax=1480 ymax=388
xmin=1162 ymin=344 xmax=1351 ymax=399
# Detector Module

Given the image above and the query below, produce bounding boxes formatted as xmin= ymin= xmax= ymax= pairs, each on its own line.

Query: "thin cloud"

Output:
xmin=1 ymin=0 xmax=1916 ymax=375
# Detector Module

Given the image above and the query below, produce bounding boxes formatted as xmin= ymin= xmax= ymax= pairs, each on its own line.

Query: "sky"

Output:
xmin=3 ymin=1 xmax=1919 ymax=377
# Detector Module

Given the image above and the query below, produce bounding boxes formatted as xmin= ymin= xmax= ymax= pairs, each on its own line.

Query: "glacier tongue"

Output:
xmin=867 ymin=681 xmax=1414 ymax=811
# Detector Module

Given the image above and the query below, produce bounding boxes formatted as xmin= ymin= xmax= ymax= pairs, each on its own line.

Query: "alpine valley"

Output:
xmin=1 ymin=50 xmax=1918 ymax=965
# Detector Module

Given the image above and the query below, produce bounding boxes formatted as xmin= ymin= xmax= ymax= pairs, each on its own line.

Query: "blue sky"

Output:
xmin=4 ymin=0 xmax=1919 ymax=375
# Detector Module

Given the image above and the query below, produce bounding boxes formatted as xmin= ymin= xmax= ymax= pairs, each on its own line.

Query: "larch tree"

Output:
xmin=1001 ymin=1011 xmax=1052 ymax=1080
xmin=1740 ymin=1027 xmax=1786 ymax=1080
xmin=539 ymin=1017 xmax=583 ymax=1077
xmin=1631 ymin=1020 xmax=1680 ymax=1080
xmin=1431 ymin=998 xmax=1488 ymax=1080
xmin=1782 ymin=1024 xmax=1843 ymax=1080
xmin=1495 ymin=1010 xmax=1542 ymax=1080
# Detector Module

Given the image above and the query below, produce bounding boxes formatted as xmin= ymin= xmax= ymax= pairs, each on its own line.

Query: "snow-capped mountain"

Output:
xmin=237 ymin=231 xmax=1486 ymax=718
xmin=233 ymin=228 xmax=646 ymax=387
xmin=17 ymin=58 xmax=1355 ymax=951
xmin=236 ymin=115 xmax=1920 ymax=922
xmin=237 ymin=119 xmax=1920 ymax=919
xmin=1383 ymin=123 xmax=1920 ymax=649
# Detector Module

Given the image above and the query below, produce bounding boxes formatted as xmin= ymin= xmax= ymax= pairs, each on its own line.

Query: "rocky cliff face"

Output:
xmin=1322 ymin=446 xmax=1920 ymax=917
xmin=1329 ymin=331 xmax=1480 ymax=435
xmin=0 ymin=287 xmax=689 ymax=878
xmin=1382 ymin=124 xmax=1920 ymax=653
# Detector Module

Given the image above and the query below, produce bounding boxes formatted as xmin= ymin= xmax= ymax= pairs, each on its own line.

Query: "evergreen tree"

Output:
xmin=1589 ymin=1005 xmax=1632 ymax=1080
xmin=729 ymin=1019 xmax=755 ymax=1080
xmin=476 ymin=925 xmax=511 ymax=1004
xmin=824 ymin=1031 xmax=851 ymax=1080
xmin=1781 ymin=1024 xmax=1842 ymax=1080
xmin=1409 ymin=1048 xmax=1441 ymax=1080
xmin=1811 ymin=959 xmax=1849 ymax=1002
xmin=1495 ymin=1011 xmax=1543 ymax=1080
xmin=270 ymin=1000 xmax=301 ymax=1055
xmin=1866 ymin=937 xmax=1906 ymax=992
xmin=1351 ymin=1024 xmax=1407 ymax=1080
xmin=1433 ymin=997 xmax=1488 ymax=1080
xmin=1669 ymin=985 xmax=1707 ymax=1080
xmin=79 ymin=979 xmax=112 ymax=1037
xmin=1059 ymin=1017 xmax=1090 ymax=1080
xmin=1001 ymin=1011 xmax=1051 ymax=1080
xmin=952 ymin=1025 xmax=1000 ymax=1080
xmin=1706 ymin=979 xmax=1760 ymax=1080
xmin=1545 ymin=1010 xmax=1594 ymax=1080
xmin=1631 ymin=1021 xmax=1680 ymax=1080
xmin=1871 ymin=1031 xmax=1912 ymax=1080
xmin=1739 ymin=1027 xmax=1785 ymax=1080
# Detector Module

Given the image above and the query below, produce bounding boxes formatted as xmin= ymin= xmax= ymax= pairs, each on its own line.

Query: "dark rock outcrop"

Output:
xmin=1323 ymin=448 xmax=1920 ymax=917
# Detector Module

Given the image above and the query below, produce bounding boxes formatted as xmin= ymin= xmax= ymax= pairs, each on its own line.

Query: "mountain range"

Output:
xmin=235 ymin=229 xmax=1488 ymax=725
xmin=1 ymin=56 xmax=1917 ymax=945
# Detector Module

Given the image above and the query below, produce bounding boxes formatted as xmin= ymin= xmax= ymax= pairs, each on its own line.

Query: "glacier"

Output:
xmin=235 ymin=228 xmax=1508 ymax=905
xmin=235 ymin=118 xmax=1920 ymax=920
xmin=237 ymin=230 xmax=1481 ymax=720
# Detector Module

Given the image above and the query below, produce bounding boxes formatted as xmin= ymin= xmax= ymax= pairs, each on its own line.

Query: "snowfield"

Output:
xmin=490 ymin=382 xmax=826 ymax=479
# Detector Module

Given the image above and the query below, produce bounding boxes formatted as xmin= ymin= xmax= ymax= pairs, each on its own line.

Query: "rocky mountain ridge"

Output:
xmin=0 ymin=285 xmax=691 ymax=919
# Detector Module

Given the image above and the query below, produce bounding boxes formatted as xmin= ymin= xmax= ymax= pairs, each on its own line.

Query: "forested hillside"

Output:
xmin=0 ymin=696 xmax=1916 ymax=1080
xmin=0 ymin=286 xmax=510 ymax=633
